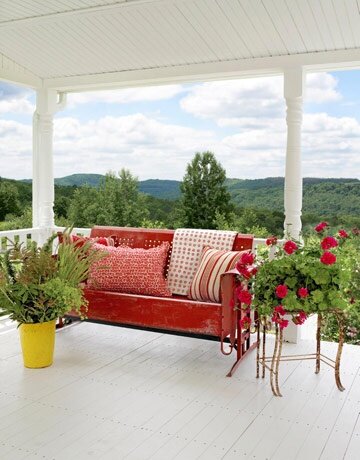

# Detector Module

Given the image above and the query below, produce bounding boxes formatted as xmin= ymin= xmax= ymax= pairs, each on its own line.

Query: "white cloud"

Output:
xmin=220 ymin=112 xmax=360 ymax=179
xmin=0 ymin=82 xmax=34 ymax=114
xmin=2 ymin=110 xmax=359 ymax=181
xmin=0 ymin=120 xmax=32 ymax=178
xmin=67 ymin=84 xmax=184 ymax=107
xmin=180 ymin=73 xmax=341 ymax=126
xmin=52 ymin=114 xmax=216 ymax=179
xmin=306 ymin=73 xmax=341 ymax=103
xmin=0 ymin=97 xmax=34 ymax=115
xmin=180 ymin=77 xmax=284 ymax=122
xmin=0 ymin=75 xmax=358 ymax=182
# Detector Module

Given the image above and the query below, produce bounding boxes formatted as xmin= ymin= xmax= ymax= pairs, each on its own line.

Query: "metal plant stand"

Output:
xmin=256 ymin=312 xmax=346 ymax=397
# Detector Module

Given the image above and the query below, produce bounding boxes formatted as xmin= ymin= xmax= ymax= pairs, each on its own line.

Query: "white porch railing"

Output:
xmin=0 ymin=227 xmax=42 ymax=253
xmin=0 ymin=226 xmax=91 ymax=253
xmin=53 ymin=226 xmax=91 ymax=237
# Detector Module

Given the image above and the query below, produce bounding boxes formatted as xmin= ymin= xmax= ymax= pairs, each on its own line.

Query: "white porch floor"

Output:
xmin=1 ymin=320 xmax=359 ymax=460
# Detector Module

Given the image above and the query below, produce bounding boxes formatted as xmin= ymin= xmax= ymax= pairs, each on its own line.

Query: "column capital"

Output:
xmin=284 ymin=67 xmax=304 ymax=99
xmin=35 ymin=88 xmax=67 ymax=115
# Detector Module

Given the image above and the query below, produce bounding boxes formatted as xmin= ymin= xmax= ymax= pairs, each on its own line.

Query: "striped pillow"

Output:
xmin=188 ymin=246 xmax=244 ymax=303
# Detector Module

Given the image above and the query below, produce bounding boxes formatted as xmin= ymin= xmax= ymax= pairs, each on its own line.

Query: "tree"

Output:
xmin=67 ymin=185 xmax=101 ymax=227
xmin=67 ymin=169 xmax=149 ymax=228
xmin=180 ymin=151 xmax=233 ymax=229
xmin=0 ymin=181 xmax=20 ymax=221
xmin=99 ymin=169 xmax=149 ymax=226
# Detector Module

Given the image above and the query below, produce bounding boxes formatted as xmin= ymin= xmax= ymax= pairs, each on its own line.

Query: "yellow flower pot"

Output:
xmin=19 ymin=319 xmax=56 ymax=368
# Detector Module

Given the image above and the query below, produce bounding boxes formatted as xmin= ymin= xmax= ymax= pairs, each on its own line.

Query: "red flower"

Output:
xmin=250 ymin=267 xmax=258 ymax=277
xmin=235 ymin=263 xmax=252 ymax=279
xmin=321 ymin=236 xmax=338 ymax=250
xmin=278 ymin=319 xmax=289 ymax=330
xmin=239 ymin=251 xmax=255 ymax=266
xmin=240 ymin=317 xmax=251 ymax=330
xmin=229 ymin=298 xmax=235 ymax=308
xmin=315 ymin=221 xmax=329 ymax=233
xmin=237 ymin=289 xmax=252 ymax=306
xmin=276 ymin=284 xmax=288 ymax=299
xmin=274 ymin=305 xmax=286 ymax=316
xmin=266 ymin=236 xmax=278 ymax=246
xmin=284 ymin=241 xmax=298 ymax=255
xmin=297 ymin=287 xmax=309 ymax=298
xmin=320 ymin=251 xmax=337 ymax=265
xmin=338 ymin=229 xmax=349 ymax=239
xmin=293 ymin=311 xmax=307 ymax=325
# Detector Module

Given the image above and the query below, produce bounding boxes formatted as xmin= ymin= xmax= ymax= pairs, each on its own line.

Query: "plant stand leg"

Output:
xmin=315 ymin=313 xmax=322 ymax=374
xmin=274 ymin=327 xmax=283 ymax=397
xmin=335 ymin=312 xmax=346 ymax=392
xmin=256 ymin=318 xmax=260 ymax=378
xmin=262 ymin=317 xmax=266 ymax=379
xmin=270 ymin=323 xmax=281 ymax=396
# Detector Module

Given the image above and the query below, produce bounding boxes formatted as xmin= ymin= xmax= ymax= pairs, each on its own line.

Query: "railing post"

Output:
xmin=283 ymin=67 xmax=304 ymax=344
xmin=32 ymin=90 xmax=66 ymax=244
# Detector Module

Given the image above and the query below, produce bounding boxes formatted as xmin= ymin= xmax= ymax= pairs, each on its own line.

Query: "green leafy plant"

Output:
xmin=235 ymin=224 xmax=359 ymax=333
xmin=0 ymin=231 xmax=105 ymax=324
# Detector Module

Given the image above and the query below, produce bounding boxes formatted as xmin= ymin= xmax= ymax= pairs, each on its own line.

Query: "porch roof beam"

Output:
xmin=0 ymin=53 xmax=41 ymax=88
xmin=43 ymin=48 xmax=360 ymax=93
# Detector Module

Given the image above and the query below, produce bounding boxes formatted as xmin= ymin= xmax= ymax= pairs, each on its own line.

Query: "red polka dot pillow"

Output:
xmin=188 ymin=246 xmax=245 ymax=303
xmin=88 ymin=242 xmax=172 ymax=297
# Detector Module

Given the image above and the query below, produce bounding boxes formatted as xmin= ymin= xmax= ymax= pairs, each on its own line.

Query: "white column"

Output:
xmin=32 ymin=90 xmax=66 ymax=239
xmin=283 ymin=67 xmax=304 ymax=344
xmin=283 ymin=67 xmax=304 ymax=240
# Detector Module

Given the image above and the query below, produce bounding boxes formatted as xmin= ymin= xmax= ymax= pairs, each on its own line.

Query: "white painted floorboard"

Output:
xmin=0 ymin=320 xmax=359 ymax=460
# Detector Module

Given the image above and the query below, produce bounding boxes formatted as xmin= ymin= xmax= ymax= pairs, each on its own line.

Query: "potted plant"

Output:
xmin=232 ymin=223 xmax=359 ymax=396
xmin=0 ymin=232 xmax=104 ymax=368
xmin=235 ymin=223 xmax=359 ymax=333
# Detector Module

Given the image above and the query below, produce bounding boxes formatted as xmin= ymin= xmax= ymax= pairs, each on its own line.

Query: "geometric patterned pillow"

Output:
xmin=188 ymin=246 xmax=244 ymax=303
xmin=88 ymin=242 xmax=172 ymax=297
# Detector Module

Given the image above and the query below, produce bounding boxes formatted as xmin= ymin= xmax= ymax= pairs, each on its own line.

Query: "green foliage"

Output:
xmin=0 ymin=207 xmax=32 ymax=231
xmin=67 ymin=185 xmax=100 ymax=227
xmin=140 ymin=218 xmax=167 ymax=229
xmin=229 ymin=177 xmax=360 ymax=219
xmin=0 ymin=231 xmax=106 ymax=324
xmin=1 ymin=174 xmax=360 ymax=237
xmin=180 ymin=152 xmax=233 ymax=229
xmin=67 ymin=170 xmax=149 ymax=227
xmin=248 ymin=228 xmax=359 ymax=331
xmin=0 ymin=180 xmax=20 ymax=221
xmin=214 ymin=210 xmax=269 ymax=237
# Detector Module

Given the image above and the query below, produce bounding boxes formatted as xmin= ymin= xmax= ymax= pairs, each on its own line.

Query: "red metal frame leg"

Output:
xmin=226 ymin=313 xmax=258 ymax=377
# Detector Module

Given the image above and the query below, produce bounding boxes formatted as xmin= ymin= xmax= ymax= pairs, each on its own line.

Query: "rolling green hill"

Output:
xmin=55 ymin=174 xmax=104 ymax=187
xmin=139 ymin=179 xmax=181 ymax=200
xmin=227 ymin=177 xmax=360 ymax=216
xmin=13 ymin=174 xmax=360 ymax=217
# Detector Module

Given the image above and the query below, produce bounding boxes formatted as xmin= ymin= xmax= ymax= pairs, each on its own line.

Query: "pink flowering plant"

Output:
xmin=235 ymin=223 xmax=359 ymax=332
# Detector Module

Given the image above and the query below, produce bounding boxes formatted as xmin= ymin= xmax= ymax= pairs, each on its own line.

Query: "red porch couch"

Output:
xmin=67 ymin=226 xmax=256 ymax=376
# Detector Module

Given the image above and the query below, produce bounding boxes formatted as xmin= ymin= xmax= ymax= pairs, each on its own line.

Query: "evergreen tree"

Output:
xmin=180 ymin=151 xmax=233 ymax=229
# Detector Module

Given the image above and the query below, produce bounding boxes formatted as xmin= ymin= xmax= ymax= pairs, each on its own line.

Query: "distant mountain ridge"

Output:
xmin=18 ymin=174 xmax=360 ymax=216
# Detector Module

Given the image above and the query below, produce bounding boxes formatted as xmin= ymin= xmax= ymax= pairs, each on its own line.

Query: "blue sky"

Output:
xmin=0 ymin=70 xmax=359 ymax=181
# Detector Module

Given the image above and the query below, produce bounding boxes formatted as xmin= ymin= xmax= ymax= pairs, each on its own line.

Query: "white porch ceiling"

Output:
xmin=1 ymin=0 xmax=360 ymax=91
